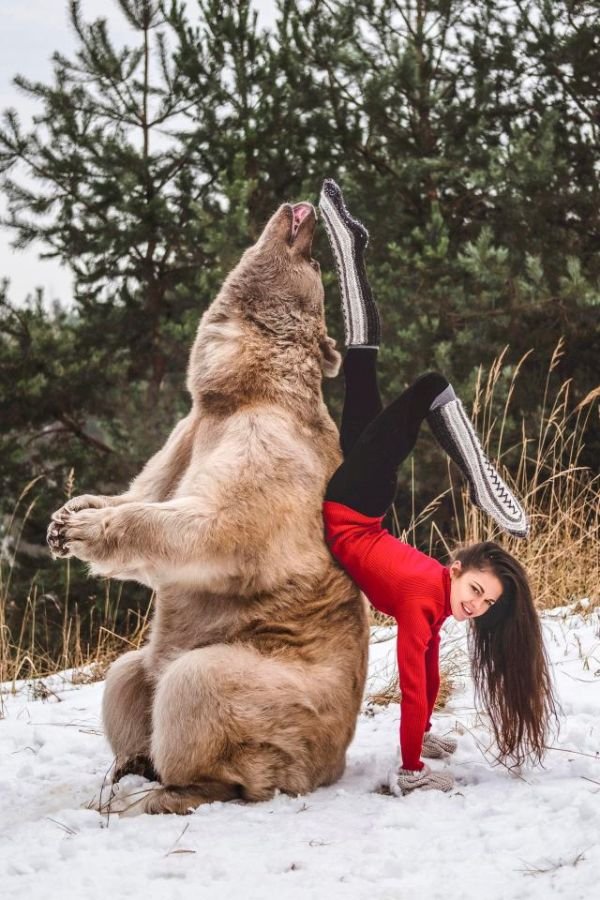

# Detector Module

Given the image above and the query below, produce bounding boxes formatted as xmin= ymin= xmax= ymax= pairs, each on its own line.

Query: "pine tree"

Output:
xmin=282 ymin=1 xmax=599 ymax=407
xmin=1 ymin=2 xmax=260 ymax=412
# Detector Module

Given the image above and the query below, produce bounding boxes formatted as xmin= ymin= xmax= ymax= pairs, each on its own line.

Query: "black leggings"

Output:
xmin=327 ymin=349 xmax=450 ymax=517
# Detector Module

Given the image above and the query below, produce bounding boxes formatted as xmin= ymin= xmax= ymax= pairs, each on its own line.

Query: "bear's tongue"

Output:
xmin=291 ymin=203 xmax=312 ymax=238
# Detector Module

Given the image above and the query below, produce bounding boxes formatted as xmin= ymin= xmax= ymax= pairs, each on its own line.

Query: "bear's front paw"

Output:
xmin=47 ymin=517 xmax=70 ymax=558
xmin=47 ymin=507 xmax=116 ymax=564
xmin=47 ymin=494 xmax=114 ymax=558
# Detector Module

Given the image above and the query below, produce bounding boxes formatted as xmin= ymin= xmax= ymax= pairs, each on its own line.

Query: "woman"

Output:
xmin=319 ymin=180 xmax=557 ymax=795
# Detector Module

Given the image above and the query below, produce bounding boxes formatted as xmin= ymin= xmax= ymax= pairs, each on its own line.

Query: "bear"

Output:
xmin=47 ymin=200 xmax=369 ymax=814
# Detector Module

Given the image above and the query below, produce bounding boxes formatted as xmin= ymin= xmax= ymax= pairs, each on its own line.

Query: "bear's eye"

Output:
xmin=310 ymin=259 xmax=320 ymax=272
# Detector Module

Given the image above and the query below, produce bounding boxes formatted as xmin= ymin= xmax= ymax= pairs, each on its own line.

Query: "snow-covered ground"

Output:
xmin=1 ymin=604 xmax=599 ymax=900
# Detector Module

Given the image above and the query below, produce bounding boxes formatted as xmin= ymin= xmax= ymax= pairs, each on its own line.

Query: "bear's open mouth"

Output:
xmin=290 ymin=203 xmax=313 ymax=241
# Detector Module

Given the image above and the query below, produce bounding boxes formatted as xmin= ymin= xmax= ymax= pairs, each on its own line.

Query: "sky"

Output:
xmin=0 ymin=0 xmax=278 ymax=306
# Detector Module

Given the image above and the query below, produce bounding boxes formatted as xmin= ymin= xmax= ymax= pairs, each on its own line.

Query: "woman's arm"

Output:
xmin=396 ymin=608 xmax=436 ymax=771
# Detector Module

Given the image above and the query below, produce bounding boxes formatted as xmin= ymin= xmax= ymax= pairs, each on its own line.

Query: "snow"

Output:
xmin=1 ymin=604 xmax=599 ymax=900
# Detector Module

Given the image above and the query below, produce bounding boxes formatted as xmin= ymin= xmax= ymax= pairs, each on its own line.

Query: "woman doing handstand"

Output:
xmin=319 ymin=179 xmax=557 ymax=795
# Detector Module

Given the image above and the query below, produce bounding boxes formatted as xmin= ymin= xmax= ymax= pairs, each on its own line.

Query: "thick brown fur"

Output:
xmin=48 ymin=203 xmax=369 ymax=815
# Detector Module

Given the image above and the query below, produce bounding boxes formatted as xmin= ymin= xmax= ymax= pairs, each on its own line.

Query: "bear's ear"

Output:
xmin=319 ymin=335 xmax=342 ymax=378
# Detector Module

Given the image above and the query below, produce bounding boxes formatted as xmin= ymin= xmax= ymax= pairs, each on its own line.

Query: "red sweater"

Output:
xmin=323 ymin=500 xmax=452 ymax=771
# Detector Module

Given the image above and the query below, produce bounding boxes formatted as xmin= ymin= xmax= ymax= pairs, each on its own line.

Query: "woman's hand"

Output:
xmin=390 ymin=764 xmax=454 ymax=795
xmin=422 ymin=731 xmax=458 ymax=759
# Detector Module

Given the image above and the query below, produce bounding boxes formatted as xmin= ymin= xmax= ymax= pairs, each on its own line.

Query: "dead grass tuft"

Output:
xmin=0 ymin=477 xmax=152 ymax=703
xmin=387 ymin=341 xmax=599 ymax=611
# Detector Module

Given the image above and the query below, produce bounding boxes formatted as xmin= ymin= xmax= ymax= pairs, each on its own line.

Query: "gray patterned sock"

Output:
xmin=427 ymin=398 xmax=530 ymax=538
xmin=319 ymin=179 xmax=381 ymax=347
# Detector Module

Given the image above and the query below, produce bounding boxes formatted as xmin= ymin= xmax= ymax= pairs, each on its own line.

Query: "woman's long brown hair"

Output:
xmin=454 ymin=542 xmax=558 ymax=767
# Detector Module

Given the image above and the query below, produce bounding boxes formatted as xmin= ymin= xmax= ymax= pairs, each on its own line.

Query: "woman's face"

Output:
xmin=449 ymin=562 xmax=503 ymax=621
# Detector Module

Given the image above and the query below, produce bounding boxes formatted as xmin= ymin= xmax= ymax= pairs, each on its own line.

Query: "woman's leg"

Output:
xmin=427 ymin=397 xmax=529 ymax=536
xmin=328 ymin=370 xmax=529 ymax=536
xmin=339 ymin=348 xmax=382 ymax=457
xmin=320 ymin=179 xmax=380 ymax=348
xmin=319 ymin=181 xmax=447 ymax=515
xmin=327 ymin=372 xmax=452 ymax=516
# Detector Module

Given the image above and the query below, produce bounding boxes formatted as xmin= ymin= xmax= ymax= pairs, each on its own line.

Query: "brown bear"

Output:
xmin=47 ymin=201 xmax=369 ymax=814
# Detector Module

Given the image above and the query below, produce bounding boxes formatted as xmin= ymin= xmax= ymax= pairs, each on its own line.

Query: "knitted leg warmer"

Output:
xmin=326 ymin=372 xmax=450 ymax=517
xmin=427 ymin=399 xmax=530 ymax=538
xmin=319 ymin=178 xmax=381 ymax=347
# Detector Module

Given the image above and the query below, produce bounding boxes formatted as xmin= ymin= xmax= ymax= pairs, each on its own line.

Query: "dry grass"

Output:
xmin=1 ymin=341 xmax=598 ymax=698
xmin=366 ymin=669 xmax=455 ymax=711
xmin=365 ymin=633 xmax=466 ymax=711
xmin=385 ymin=340 xmax=599 ymax=612
xmin=461 ymin=341 xmax=598 ymax=610
xmin=0 ymin=480 xmax=152 ymax=706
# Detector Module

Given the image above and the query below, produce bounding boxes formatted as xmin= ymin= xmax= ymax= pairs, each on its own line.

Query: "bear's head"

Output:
xmin=188 ymin=202 xmax=342 ymax=409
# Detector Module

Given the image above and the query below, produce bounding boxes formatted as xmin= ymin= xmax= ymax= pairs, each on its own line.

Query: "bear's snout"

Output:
xmin=260 ymin=202 xmax=316 ymax=253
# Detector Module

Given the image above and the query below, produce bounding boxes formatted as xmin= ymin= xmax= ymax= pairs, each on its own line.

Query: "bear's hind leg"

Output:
xmin=102 ymin=649 xmax=157 ymax=781
xmin=140 ymin=644 xmax=332 ymax=814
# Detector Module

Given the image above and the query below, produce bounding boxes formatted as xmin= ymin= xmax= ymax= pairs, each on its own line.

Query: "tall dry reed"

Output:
xmin=0 ymin=477 xmax=152 ymax=701
xmin=418 ymin=340 xmax=599 ymax=610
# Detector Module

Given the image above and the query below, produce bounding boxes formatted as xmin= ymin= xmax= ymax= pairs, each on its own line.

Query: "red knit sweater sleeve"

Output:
xmin=395 ymin=604 xmax=433 ymax=769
